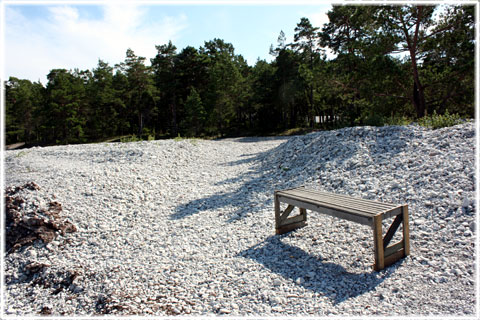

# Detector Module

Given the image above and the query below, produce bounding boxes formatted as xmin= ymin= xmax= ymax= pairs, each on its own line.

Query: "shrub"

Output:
xmin=385 ymin=115 xmax=412 ymax=126
xmin=173 ymin=133 xmax=183 ymax=142
xmin=418 ymin=110 xmax=462 ymax=129
xmin=120 ymin=135 xmax=141 ymax=143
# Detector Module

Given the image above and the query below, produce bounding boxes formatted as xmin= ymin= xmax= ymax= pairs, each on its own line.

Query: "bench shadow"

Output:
xmin=237 ymin=235 xmax=396 ymax=305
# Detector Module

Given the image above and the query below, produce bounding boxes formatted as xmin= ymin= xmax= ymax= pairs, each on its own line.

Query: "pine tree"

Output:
xmin=183 ymin=87 xmax=206 ymax=137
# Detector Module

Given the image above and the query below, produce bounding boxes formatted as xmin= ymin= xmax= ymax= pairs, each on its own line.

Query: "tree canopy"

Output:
xmin=5 ymin=4 xmax=475 ymax=146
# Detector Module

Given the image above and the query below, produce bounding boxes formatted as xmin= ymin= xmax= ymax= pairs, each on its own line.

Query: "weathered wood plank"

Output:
xmin=300 ymin=208 xmax=307 ymax=220
xmin=274 ymin=192 xmax=281 ymax=229
xmin=384 ymin=241 xmax=404 ymax=257
xmin=297 ymin=187 xmax=398 ymax=207
xmin=280 ymin=187 xmax=398 ymax=209
xmin=277 ymin=196 xmax=373 ymax=226
xmin=402 ymin=205 xmax=410 ymax=256
xmin=277 ymin=193 xmax=377 ymax=217
xmin=380 ymin=207 xmax=403 ymax=220
xmin=383 ymin=248 xmax=405 ymax=268
xmin=293 ymin=188 xmax=399 ymax=211
xmin=373 ymin=215 xmax=385 ymax=271
xmin=275 ymin=221 xmax=307 ymax=235
xmin=294 ymin=190 xmax=405 ymax=220
xmin=282 ymin=213 xmax=306 ymax=226
xmin=278 ymin=190 xmax=383 ymax=214
xmin=281 ymin=192 xmax=398 ymax=217
xmin=279 ymin=205 xmax=295 ymax=222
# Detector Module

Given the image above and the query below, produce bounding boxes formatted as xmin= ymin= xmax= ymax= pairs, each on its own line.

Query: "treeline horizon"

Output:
xmin=5 ymin=5 xmax=475 ymax=146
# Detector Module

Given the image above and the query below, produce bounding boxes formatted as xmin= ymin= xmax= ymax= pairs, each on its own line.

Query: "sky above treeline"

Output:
xmin=3 ymin=0 xmax=335 ymax=84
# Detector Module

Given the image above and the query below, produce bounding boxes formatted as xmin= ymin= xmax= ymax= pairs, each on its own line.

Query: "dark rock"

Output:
xmin=5 ymin=182 xmax=76 ymax=253
xmin=40 ymin=306 xmax=52 ymax=315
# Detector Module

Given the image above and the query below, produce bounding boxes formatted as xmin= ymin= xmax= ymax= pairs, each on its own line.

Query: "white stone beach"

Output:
xmin=3 ymin=121 xmax=476 ymax=316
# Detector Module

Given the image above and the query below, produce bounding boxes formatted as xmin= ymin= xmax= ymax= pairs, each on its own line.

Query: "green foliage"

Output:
xmin=120 ymin=135 xmax=142 ymax=143
xmin=5 ymin=77 xmax=45 ymax=144
xmin=384 ymin=115 xmax=412 ymax=126
xmin=86 ymin=60 xmax=120 ymax=140
xmin=173 ymin=133 xmax=183 ymax=142
xmin=44 ymin=69 xmax=89 ymax=144
xmin=117 ymin=49 xmax=157 ymax=136
xmin=15 ymin=150 xmax=31 ymax=158
xmin=182 ymin=87 xmax=206 ymax=137
xmin=172 ymin=134 xmax=199 ymax=146
xmin=418 ymin=110 xmax=462 ymax=129
xmin=362 ymin=112 xmax=385 ymax=127
xmin=4 ymin=5 xmax=474 ymax=146
xmin=151 ymin=41 xmax=178 ymax=135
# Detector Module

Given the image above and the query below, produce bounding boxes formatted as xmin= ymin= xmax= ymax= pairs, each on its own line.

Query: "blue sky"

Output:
xmin=3 ymin=1 xmax=332 ymax=84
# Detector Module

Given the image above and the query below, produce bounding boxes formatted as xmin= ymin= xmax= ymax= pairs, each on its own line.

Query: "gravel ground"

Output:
xmin=3 ymin=121 xmax=477 ymax=317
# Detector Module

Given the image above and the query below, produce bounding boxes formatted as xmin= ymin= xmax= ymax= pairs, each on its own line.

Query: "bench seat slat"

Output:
xmin=296 ymin=188 xmax=400 ymax=211
xmin=277 ymin=193 xmax=376 ymax=217
xmin=286 ymin=191 xmax=393 ymax=214
xmin=278 ymin=188 xmax=399 ymax=211
xmin=277 ymin=189 xmax=385 ymax=216
xmin=277 ymin=195 xmax=373 ymax=226
xmin=277 ymin=195 xmax=374 ymax=226
xmin=277 ymin=187 xmax=403 ymax=217
xmin=302 ymin=193 xmax=403 ymax=219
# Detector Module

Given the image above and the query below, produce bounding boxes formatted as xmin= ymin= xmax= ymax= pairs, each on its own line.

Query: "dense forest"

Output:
xmin=5 ymin=5 xmax=475 ymax=146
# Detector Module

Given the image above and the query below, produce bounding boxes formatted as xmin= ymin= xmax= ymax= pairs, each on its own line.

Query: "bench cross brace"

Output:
xmin=275 ymin=200 xmax=307 ymax=235
xmin=383 ymin=213 xmax=403 ymax=249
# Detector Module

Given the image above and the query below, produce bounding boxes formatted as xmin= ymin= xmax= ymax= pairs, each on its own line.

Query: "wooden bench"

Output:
xmin=274 ymin=187 xmax=410 ymax=271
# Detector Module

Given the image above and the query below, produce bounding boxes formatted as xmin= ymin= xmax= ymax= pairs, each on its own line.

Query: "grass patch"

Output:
xmin=384 ymin=115 xmax=413 ymax=126
xmin=15 ymin=150 xmax=31 ymax=158
xmin=120 ymin=135 xmax=143 ymax=143
xmin=173 ymin=134 xmax=183 ymax=142
xmin=173 ymin=134 xmax=199 ymax=146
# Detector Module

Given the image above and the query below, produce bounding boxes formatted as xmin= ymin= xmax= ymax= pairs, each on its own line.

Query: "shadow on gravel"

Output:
xmin=170 ymin=151 xmax=271 ymax=221
xmin=171 ymin=127 xmax=413 ymax=222
xmin=238 ymin=235 xmax=396 ymax=305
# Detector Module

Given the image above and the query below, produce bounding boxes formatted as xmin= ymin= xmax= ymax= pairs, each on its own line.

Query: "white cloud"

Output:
xmin=305 ymin=9 xmax=330 ymax=30
xmin=4 ymin=4 xmax=188 ymax=84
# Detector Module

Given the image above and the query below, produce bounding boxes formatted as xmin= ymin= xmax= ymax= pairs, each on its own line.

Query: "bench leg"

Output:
xmin=275 ymin=192 xmax=307 ymax=235
xmin=373 ymin=215 xmax=385 ymax=271
xmin=274 ymin=192 xmax=281 ymax=230
xmin=300 ymin=208 xmax=307 ymax=221
xmin=373 ymin=205 xmax=411 ymax=271
xmin=402 ymin=205 xmax=410 ymax=256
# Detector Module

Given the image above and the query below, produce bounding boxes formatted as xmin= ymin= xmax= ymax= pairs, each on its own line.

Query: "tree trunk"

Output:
xmin=403 ymin=6 xmax=426 ymax=119
xmin=413 ymin=80 xmax=426 ymax=118
xmin=138 ymin=113 xmax=144 ymax=136
xmin=290 ymin=103 xmax=297 ymax=128
xmin=171 ymin=95 xmax=177 ymax=136
xmin=404 ymin=6 xmax=425 ymax=118
xmin=309 ymin=86 xmax=314 ymax=128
